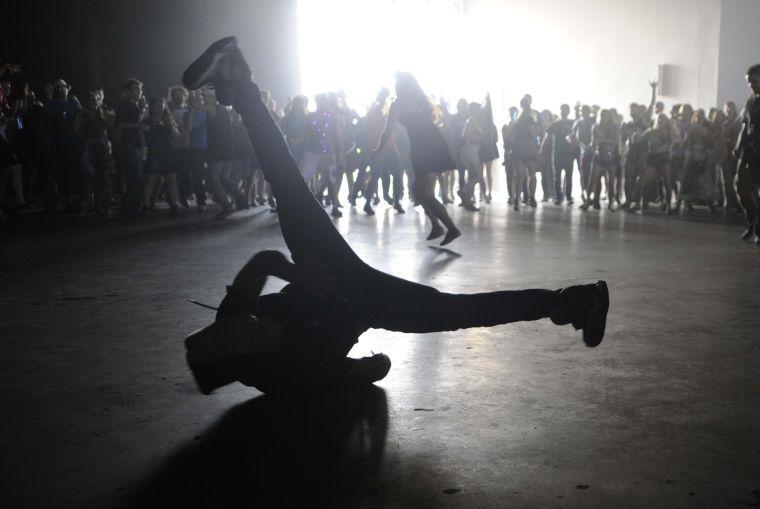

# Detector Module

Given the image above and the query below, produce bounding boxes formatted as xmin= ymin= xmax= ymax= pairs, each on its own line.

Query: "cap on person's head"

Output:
xmin=53 ymin=79 xmax=69 ymax=89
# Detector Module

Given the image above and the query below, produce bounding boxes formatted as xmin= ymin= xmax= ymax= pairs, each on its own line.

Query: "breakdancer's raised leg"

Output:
xmin=182 ymin=37 xmax=609 ymax=394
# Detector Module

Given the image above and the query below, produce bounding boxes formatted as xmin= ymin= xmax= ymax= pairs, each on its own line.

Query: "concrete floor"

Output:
xmin=2 ymin=197 xmax=759 ymax=508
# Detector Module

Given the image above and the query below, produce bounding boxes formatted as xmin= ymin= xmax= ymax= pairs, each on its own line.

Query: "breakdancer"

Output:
xmin=183 ymin=37 xmax=610 ymax=396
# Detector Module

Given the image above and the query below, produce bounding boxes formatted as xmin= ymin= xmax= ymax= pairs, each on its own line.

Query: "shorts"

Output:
xmin=593 ymin=150 xmax=616 ymax=168
xmin=646 ymin=152 xmax=669 ymax=173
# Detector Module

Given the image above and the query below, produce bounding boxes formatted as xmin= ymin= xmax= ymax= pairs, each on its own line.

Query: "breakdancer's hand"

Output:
xmin=286 ymin=258 xmax=336 ymax=303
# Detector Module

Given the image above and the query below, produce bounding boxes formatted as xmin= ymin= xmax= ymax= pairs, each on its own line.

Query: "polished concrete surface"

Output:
xmin=2 ymin=196 xmax=759 ymax=508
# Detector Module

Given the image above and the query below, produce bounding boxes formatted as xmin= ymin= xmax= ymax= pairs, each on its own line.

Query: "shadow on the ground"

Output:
xmin=129 ymin=386 xmax=392 ymax=508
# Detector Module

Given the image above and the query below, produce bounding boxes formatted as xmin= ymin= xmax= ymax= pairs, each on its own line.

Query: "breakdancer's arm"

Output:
xmin=217 ymin=250 xmax=335 ymax=319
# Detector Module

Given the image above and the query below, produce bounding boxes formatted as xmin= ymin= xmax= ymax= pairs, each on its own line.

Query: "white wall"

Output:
xmin=717 ymin=0 xmax=760 ymax=108
xmin=293 ymin=0 xmax=760 ymax=116
xmin=467 ymin=0 xmax=723 ymax=114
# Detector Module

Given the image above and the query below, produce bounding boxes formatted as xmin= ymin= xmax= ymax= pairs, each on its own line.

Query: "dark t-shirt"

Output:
xmin=46 ymin=100 xmax=81 ymax=146
xmin=144 ymin=120 xmax=172 ymax=163
xmin=546 ymin=118 xmax=573 ymax=157
xmin=743 ymin=95 xmax=760 ymax=154
xmin=116 ymin=100 xmax=143 ymax=148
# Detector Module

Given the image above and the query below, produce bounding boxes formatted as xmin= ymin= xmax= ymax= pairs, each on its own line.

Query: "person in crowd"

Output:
xmin=332 ymin=91 xmax=359 ymax=208
xmin=708 ymin=108 xmax=728 ymax=211
xmin=735 ymin=64 xmax=760 ymax=243
xmin=357 ymin=87 xmax=395 ymax=216
xmin=537 ymin=109 xmax=554 ymax=202
xmin=375 ymin=72 xmax=460 ymax=245
xmin=301 ymin=93 xmax=342 ymax=218
xmin=621 ymin=103 xmax=648 ymax=209
xmin=675 ymin=106 xmax=698 ymax=211
xmin=479 ymin=94 xmax=499 ymax=205
xmin=8 ymin=85 xmax=45 ymax=212
xmin=629 ymin=113 xmax=676 ymax=212
xmin=142 ymin=97 xmax=181 ymax=214
xmin=572 ymin=105 xmax=595 ymax=206
xmin=583 ymin=109 xmax=619 ymax=211
xmin=502 ymin=106 xmax=518 ymax=205
xmin=543 ymin=104 xmax=574 ymax=205
xmin=185 ymin=89 xmax=209 ymax=211
xmin=206 ymin=95 xmax=239 ymax=218
xmin=510 ymin=96 xmax=540 ymax=210
xmin=460 ymin=101 xmax=485 ymax=211
xmin=230 ymin=109 xmax=256 ymax=210
xmin=721 ymin=101 xmax=742 ymax=212
xmin=0 ymin=113 xmax=28 ymax=220
xmin=252 ymin=88 xmax=277 ymax=211
xmin=76 ymin=91 xmax=115 ymax=216
xmin=167 ymin=86 xmax=193 ymax=209
xmin=181 ymin=36 xmax=610 ymax=396
xmin=45 ymin=78 xmax=82 ymax=213
xmin=280 ymin=95 xmax=309 ymax=171
xmin=115 ymin=78 xmax=147 ymax=217
xmin=440 ymin=98 xmax=469 ymax=207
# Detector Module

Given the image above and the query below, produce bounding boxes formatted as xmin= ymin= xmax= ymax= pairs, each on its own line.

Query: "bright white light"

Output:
xmin=297 ymin=0 xmax=594 ymax=117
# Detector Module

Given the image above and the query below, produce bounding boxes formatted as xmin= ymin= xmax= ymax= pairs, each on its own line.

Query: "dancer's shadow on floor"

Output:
xmin=420 ymin=246 xmax=462 ymax=278
xmin=129 ymin=386 xmax=390 ymax=508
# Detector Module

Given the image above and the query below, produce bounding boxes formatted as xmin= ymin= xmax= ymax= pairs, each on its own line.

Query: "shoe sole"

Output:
xmin=583 ymin=281 xmax=609 ymax=347
xmin=182 ymin=36 xmax=238 ymax=90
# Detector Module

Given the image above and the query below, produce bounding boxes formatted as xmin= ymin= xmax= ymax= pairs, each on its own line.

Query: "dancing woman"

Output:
xmin=181 ymin=37 xmax=609 ymax=395
xmin=374 ymin=73 xmax=461 ymax=245
xmin=583 ymin=109 xmax=619 ymax=211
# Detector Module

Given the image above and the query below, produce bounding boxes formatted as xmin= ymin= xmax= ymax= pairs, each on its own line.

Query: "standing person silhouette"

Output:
xmin=181 ymin=37 xmax=609 ymax=395
xmin=374 ymin=72 xmax=461 ymax=245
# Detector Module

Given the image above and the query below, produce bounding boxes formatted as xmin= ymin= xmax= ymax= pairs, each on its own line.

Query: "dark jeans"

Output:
xmin=186 ymin=149 xmax=207 ymax=205
xmin=553 ymin=154 xmax=573 ymax=201
xmin=118 ymin=145 xmax=143 ymax=216
xmin=367 ymin=148 xmax=402 ymax=204
xmin=233 ymin=80 xmax=561 ymax=336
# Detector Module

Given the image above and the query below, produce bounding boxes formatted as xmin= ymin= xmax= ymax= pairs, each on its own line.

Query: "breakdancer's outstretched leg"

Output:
xmin=182 ymin=38 xmax=609 ymax=393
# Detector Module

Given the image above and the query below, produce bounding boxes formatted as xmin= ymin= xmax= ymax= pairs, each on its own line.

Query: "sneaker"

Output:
xmin=440 ymin=228 xmax=461 ymax=246
xmin=551 ymin=281 xmax=609 ymax=348
xmin=331 ymin=207 xmax=342 ymax=218
xmin=741 ymin=225 xmax=756 ymax=241
xmin=182 ymin=36 xmax=252 ymax=105
xmin=344 ymin=353 xmax=392 ymax=385
xmin=363 ymin=202 xmax=375 ymax=216
xmin=394 ymin=202 xmax=405 ymax=214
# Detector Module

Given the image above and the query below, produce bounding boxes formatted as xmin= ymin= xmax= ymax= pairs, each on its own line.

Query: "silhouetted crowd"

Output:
xmin=0 ymin=62 xmax=756 ymax=234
